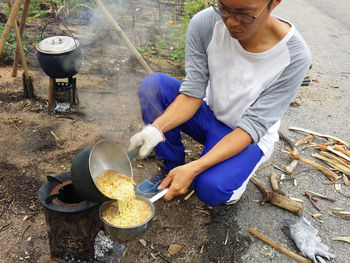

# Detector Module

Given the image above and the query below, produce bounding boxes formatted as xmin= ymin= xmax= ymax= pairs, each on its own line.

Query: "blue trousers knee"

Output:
xmin=138 ymin=73 xmax=264 ymax=206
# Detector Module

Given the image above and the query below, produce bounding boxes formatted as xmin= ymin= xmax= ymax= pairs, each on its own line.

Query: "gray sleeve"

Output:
xmin=238 ymin=31 xmax=312 ymax=144
xmin=179 ymin=8 xmax=220 ymax=98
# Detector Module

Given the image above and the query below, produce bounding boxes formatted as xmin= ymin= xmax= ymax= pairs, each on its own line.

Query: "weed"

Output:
xmin=136 ymin=0 xmax=205 ymax=70
xmin=0 ymin=25 xmax=29 ymax=59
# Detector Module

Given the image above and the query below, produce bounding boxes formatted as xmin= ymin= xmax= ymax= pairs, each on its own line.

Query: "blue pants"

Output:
xmin=139 ymin=73 xmax=264 ymax=206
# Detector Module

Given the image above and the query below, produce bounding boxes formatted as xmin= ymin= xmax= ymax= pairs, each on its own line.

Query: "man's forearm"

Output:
xmin=153 ymin=94 xmax=203 ymax=133
xmin=189 ymin=127 xmax=253 ymax=176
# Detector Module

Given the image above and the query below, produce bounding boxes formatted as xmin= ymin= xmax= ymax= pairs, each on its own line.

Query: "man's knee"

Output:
xmin=192 ymin=176 xmax=231 ymax=206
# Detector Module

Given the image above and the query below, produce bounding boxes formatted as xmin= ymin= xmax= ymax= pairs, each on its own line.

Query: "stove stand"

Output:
xmin=48 ymin=77 xmax=79 ymax=114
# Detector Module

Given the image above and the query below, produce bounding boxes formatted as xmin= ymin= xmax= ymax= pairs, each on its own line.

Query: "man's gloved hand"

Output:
xmin=128 ymin=124 xmax=165 ymax=159
xmin=282 ymin=217 xmax=336 ymax=263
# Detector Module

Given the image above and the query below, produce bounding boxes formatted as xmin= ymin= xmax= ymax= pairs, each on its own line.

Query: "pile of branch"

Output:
xmin=284 ymin=127 xmax=349 ymax=183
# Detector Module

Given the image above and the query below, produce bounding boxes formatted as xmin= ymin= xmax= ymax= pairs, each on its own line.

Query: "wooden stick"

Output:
xmin=8 ymin=0 xmax=30 ymax=78
xmin=48 ymin=78 xmax=54 ymax=114
xmin=304 ymin=192 xmax=321 ymax=211
xmin=302 ymin=141 xmax=338 ymax=151
xmin=313 ymin=153 xmax=350 ymax=176
xmin=12 ymin=0 xmax=30 ymax=77
xmin=270 ymin=172 xmax=285 ymax=196
xmin=286 ymin=147 xmax=340 ymax=181
xmin=250 ymin=176 xmax=303 ymax=216
xmin=184 ymin=190 xmax=194 ymax=201
xmin=321 ymin=150 xmax=350 ymax=165
xmin=0 ymin=0 xmax=23 ymax=53
xmin=327 ymin=146 xmax=350 ymax=162
xmin=307 ymin=191 xmax=336 ymax=202
xmin=329 ymin=211 xmax=350 ymax=220
xmin=279 ymin=131 xmax=299 ymax=174
xmin=331 ymin=237 xmax=350 ymax=244
xmin=92 ymin=0 xmax=153 ymax=74
xmin=296 ymin=134 xmax=314 ymax=146
xmin=289 ymin=127 xmax=349 ymax=148
xmin=256 ymin=159 xmax=277 ymax=172
xmin=333 ymin=145 xmax=350 ymax=158
xmin=248 ymin=228 xmax=312 ymax=263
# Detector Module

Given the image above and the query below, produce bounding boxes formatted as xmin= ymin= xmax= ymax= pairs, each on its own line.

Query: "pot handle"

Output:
xmin=126 ymin=146 xmax=141 ymax=161
xmin=40 ymin=21 xmax=79 ymax=47
xmin=149 ymin=188 xmax=169 ymax=203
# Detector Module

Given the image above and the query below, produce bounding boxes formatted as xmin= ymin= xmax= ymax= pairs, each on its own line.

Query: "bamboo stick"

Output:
xmin=0 ymin=0 xmax=23 ymax=53
xmin=12 ymin=0 xmax=30 ymax=77
xmin=8 ymin=0 xmax=29 ymax=79
xmin=92 ymin=0 xmax=153 ymax=74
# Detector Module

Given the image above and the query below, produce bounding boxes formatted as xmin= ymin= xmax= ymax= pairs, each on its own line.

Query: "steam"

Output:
xmin=65 ymin=1 xmax=180 ymax=143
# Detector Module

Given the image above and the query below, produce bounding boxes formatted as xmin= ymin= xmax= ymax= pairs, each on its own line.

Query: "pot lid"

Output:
xmin=36 ymin=36 xmax=79 ymax=54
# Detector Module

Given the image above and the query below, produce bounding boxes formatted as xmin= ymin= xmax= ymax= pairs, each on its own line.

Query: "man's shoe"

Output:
xmin=135 ymin=163 xmax=169 ymax=198
xmin=225 ymin=196 xmax=242 ymax=205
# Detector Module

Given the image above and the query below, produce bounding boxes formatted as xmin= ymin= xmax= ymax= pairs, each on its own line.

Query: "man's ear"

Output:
xmin=271 ymin=0 xmax=282 ymax=10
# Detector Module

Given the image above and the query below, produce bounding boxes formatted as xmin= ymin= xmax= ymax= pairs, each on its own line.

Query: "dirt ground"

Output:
xmin=1 ymin=1 xmax=350 ymax=263
xmin=0 ymin=2 xmax=217 ymax=262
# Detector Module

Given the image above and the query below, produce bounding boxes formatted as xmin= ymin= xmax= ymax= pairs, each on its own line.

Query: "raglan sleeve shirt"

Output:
xmin=179 ymin=8 xmax=312 ymax=157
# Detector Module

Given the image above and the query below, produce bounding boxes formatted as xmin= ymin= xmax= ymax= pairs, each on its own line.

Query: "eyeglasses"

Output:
xmin=210 ymin=0 xmax=271 ymax=24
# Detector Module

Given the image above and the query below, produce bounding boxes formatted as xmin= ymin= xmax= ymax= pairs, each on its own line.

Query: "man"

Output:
xmin=128 ymin=0 xmax=311 ymax=206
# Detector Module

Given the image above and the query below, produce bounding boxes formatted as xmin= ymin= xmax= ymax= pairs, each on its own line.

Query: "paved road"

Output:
xmin=305 ymin=0 xmax=350 ymax=30
xmin=229 ymin=1 xmax=350 ymax=263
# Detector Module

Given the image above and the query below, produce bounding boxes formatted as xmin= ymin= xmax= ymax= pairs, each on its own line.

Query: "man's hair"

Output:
xmin=267 ymin=0 xmax=274 ymax=9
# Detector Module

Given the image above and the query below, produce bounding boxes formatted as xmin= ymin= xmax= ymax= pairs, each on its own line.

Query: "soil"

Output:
xmin=0 ymin=2 xmax=235 ymax=263
xmin=2 ymin=1 xmax=350 ymax=263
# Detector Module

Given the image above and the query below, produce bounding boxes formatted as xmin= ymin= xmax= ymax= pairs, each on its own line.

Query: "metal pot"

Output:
xmin=70 ymin=140 xmax=139 ymax=203
xmin=99 ymin=189 xmax=168 ymax=241
xmin=36 ymin=23 xmax=82 ymax=78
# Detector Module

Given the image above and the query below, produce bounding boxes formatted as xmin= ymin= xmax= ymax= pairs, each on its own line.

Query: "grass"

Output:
xmin=136 ymin=0 xmax=206 ymax=72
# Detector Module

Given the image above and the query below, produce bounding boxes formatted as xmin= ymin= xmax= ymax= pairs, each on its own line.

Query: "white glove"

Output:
xmin=128 ymin=124 xmax=165 ymax=159
xmin=282 ymin=217 xmax=336 ymax=263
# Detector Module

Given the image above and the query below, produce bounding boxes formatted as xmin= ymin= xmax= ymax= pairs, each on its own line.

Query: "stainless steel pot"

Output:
xmin=99 ymin=189 xmax=168 ymax=241
xmin=71 ymin=140 xmax=139 ymax=202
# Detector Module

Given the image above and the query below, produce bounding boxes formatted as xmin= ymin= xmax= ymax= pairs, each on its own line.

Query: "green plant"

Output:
xmin=0 ymin=25 xmax=29 ymax=58
xmin=27 ymin=0 xmax=53 ymax=20
xmin=168 ymin=0 xmax=205 ymax=65
xmin=137 ymin=40 xmax=153 ymax=58
xmin=134 ymin=0 xmax=206 ymax=70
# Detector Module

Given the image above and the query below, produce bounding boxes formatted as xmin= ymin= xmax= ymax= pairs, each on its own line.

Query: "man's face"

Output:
xmin=217 ymin=0 xmax=272 ymax=40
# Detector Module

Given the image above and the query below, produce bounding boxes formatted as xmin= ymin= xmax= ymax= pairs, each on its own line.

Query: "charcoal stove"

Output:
xmin=48 ymin=76 xmax=79 ymax=113
xmin=38 ymin=173 xmax=101 ymax=262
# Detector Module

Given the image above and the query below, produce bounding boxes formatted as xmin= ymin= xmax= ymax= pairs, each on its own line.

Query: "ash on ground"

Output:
xmin=94 ymin=230 xmax=126 ymax=263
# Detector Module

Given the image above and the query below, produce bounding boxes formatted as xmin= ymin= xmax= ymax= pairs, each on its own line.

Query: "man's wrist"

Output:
xmin=145 ymin=124 xmax=165 ymax=142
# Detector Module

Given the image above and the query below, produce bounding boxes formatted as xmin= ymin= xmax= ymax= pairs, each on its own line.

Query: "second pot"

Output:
xmin=71 ymin=140 xmax=136 ymax=203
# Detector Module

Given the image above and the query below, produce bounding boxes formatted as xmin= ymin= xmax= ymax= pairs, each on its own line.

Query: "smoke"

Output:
xmin=64 ymin=0 xmax=182 ymax=143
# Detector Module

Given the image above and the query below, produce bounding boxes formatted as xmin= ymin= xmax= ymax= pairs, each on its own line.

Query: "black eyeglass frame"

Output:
xmin=210 ymin=0 xmax=271 ymax=24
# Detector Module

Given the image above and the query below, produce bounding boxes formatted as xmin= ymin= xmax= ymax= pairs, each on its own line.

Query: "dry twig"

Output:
xmin=20 ymin=225 xmax=31 ymax=243
xmin=270 ymin=172 xmax=285 ymax=196
xmin=286 ymin=147 xmax=340 ymax=181
xmin=250 ymin=176 xmax=303 ymax=216
xmin=304 ymin=192 xmax=320 ymax=211
xmin=296 ymin=134 xmax=314 ymax=146
xmin=289 ymin=127 xmax=349 ymax=148
xmin=331 ymin=237 xmax=350 ymax=244
xmin=306 ymin=191 xmax=336 ymax=202
xmin=329 ymin=211 xmax=350 ymax=220
xmin=256 ymin=160 xmax=277 ymax=172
